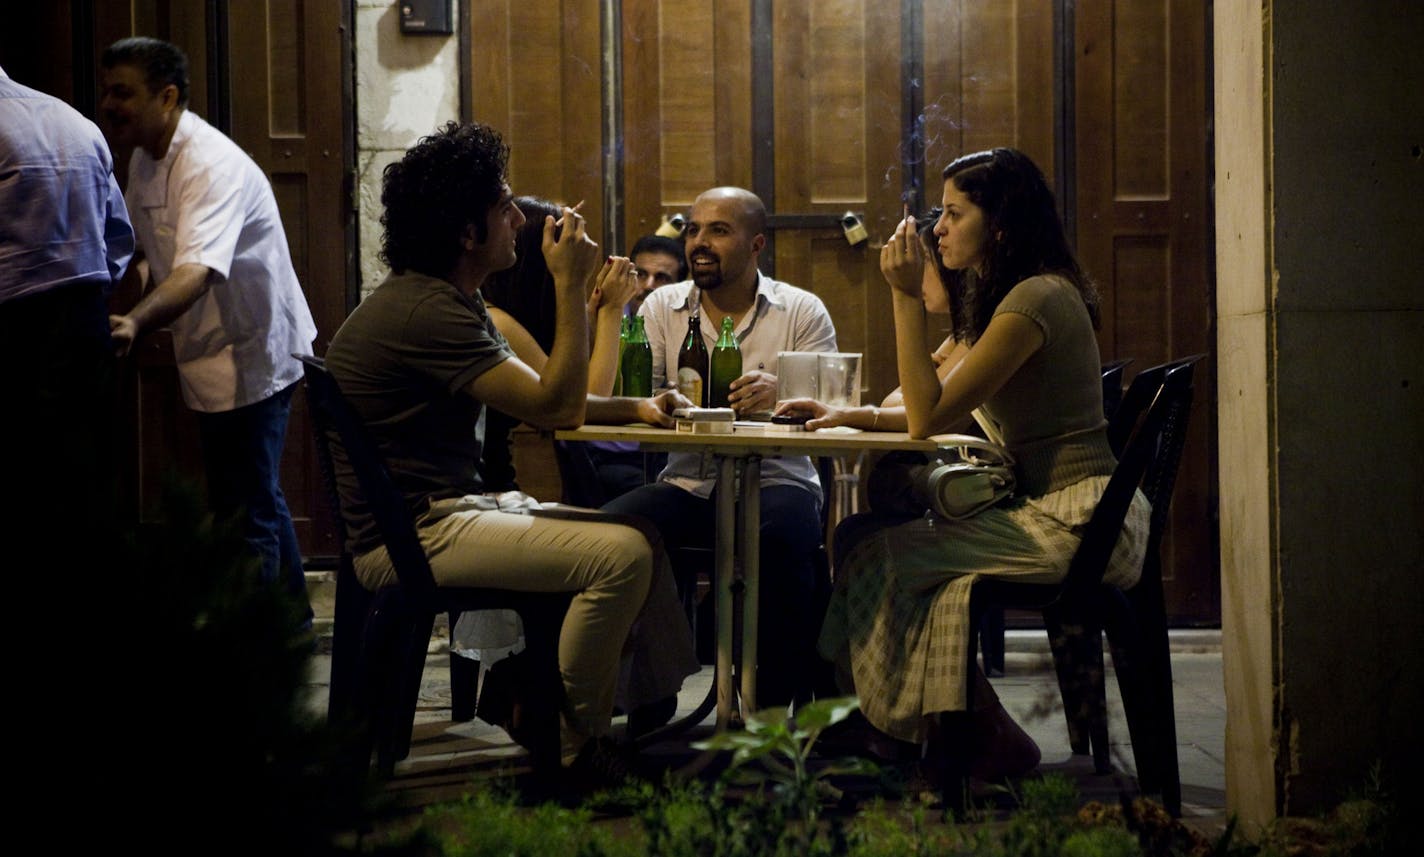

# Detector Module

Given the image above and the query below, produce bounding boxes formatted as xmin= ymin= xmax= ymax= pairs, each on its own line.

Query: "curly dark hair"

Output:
xmin=940 ymin=148 xmax=1098 ymax=344
xmin=101 ymin=37 xmax=190 ymax=107
xmin=379 ymin=121 xmax=510 ymax=277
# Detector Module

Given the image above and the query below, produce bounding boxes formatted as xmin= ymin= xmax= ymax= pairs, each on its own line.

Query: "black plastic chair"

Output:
xmin=938 ymin=355 xmax=1201 ymax=816
xmin=300 ymin=355 xmax=572 ymax=778
xmin=1094 ymin=354 xmax=1204 ymax=816
xmin=1100 ymin=358 xmax=1132 ymax=420
xmin=975 ymin=358 xmax=1135 ymax=677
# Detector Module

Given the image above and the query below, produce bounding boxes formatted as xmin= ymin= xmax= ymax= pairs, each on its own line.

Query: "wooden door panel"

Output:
xmin=921 ymin=1 xmax=1057 ymax=192
xmin=225 ymin=0 xmax=351 ymax=559
xmin=622 ymin=0 xmax=754 ymax=242
xmin=468 ymin=0 xmax=1217 ymax=623
xmin=469 ymin=1 xmax=604 ymax=234
xmin=1076 ymin=2 xmax=1217 ymax=623
xmin=769 ymin=0 xmax=902 ymax=402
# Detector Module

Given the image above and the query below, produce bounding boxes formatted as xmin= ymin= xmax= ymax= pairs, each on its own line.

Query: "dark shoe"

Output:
xmin=476 ymin=650 xmax=562 ymax=755
xmin=627 ymin=695 xmax=677 ymax=740
xmin=969 ymin=708 xmax=1041 ymax=781
xmin=815 ymin=711 xmax=921 ymax=762
xmin=564 ymin=736 xmax=641 ymax=796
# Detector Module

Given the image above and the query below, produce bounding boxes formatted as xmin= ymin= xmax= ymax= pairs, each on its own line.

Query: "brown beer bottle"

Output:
xmin=676 ymin=313 xmax=709 ymax=406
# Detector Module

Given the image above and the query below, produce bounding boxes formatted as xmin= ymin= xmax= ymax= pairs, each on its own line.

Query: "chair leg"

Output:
xmin=1106 ymin=573 xmax=1181 ymax=816
xmin=328 ymin=558 xmax=372 ymax=722
xmin=448 ymin=610 xmax=480 ymax=722
xmin=1044 ymin=604 xmax=1109 ymax=768
xmin=377 ymin=612 xmax=435 ymax=774
xmin=355 ymin=596 xmax=410 ymax=777
xmin=938 ymin=614 xmax=982 ymax=815
xmin=980 ymin=607 xmax=1006 ymax=677
xmin=1128 ymin=564 xmax=1181 ymax=816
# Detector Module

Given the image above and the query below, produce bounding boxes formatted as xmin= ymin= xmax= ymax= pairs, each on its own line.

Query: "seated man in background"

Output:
xmin=324 ymin=122 xmax=696 ymax=784
xmin=628 ymin=233 xmax=687 ymax=315
xmin=603 ymin=187 xmax=838 ymax=705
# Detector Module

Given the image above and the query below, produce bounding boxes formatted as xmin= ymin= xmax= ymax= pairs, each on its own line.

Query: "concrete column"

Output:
xmin=1215 ymin=0 xmax=1423 ymax=826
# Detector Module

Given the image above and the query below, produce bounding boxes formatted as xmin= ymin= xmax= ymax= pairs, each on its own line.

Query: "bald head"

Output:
xmin=692 ymin=187 xmax=767 ymax=236
xmin=685 ymin=186 xmax=768 ymax=295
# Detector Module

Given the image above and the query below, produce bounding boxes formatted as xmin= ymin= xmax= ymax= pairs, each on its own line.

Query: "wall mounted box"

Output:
xmin=399 ymin=0 xmax=453 ymax=35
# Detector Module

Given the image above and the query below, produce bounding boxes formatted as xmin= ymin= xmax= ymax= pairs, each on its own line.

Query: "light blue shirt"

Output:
xmin=637 ymin=272 xmax=839 ymax=500
xmin=0 ymin=65 xmax=133 ymax=304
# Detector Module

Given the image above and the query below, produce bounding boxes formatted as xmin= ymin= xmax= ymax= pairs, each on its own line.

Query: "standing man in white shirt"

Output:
xmin=100 ymin=37 xmax=317 ymax=614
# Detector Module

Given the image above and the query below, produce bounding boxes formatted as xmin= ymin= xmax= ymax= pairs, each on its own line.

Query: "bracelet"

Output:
xmin=870 ymin=406 xmax=881 ymax=430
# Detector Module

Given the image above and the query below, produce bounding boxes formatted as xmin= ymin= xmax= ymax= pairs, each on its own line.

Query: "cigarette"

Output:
xmin=903 ymin=203 xmax=910 ymax=223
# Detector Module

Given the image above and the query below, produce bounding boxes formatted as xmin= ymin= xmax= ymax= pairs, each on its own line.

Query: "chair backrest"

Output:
xmin=1101 ymin=358 xmax=1132 ymax=421
xmin=1139 ymin=356 xmax=1203 ymax=541
xmin=1105 ymin=355 xmax=1201 ymax=452
xmin=299 ymin=355 xmax=440 ymax=603
xmin=1061 ymin=357 xmax=1198 ymax=595
xmin=1107 ymin=362 xmax=1169 ymax=456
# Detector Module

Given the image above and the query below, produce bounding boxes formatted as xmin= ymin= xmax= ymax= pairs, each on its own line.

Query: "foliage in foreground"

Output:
xmin=53 ymin=478 xmax=382 ymax=854
xmin=422 ymin=770 xmax=1408 ymax=857
xmin=418 ymin=707 xmax=1409 ymax=857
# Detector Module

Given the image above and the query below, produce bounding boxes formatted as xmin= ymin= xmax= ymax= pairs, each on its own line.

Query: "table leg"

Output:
xmin=739 ymin=455 xmax=761 ymax=716
xmin=715 ymin=455 xmax=738 ymax=728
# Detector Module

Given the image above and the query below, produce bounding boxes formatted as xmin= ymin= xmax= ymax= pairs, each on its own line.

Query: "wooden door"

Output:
xmin=468 ymin=0 xmax=607 ymax=239
xmin=620 ymin=0 xmax=1056 ymax=411
xmin=227 ymin=0 xmax=353 ymax=559
xmin=38 ymin=3 xmax=354 ymax=561
xmin=1075 ymin=2 xmax=1217 ymax=623
xmin=618 ymin=0 xmax=1056 ymax=525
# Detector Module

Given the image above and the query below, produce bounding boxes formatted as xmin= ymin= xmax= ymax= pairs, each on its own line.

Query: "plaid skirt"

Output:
xmin=817 ymin=475 xmax=1150 ymax=743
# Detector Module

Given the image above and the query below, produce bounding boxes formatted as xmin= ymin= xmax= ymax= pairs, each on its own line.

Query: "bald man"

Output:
xmin=603 ymin=187 xmax=838 ymax=706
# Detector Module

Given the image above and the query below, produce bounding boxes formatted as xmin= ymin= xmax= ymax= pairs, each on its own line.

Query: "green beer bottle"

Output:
xmin=612 ymin=314 xmax=630 ymax=396
xmin=708 ymin=316 xmax=741 ymax=409
xmin=620 ymin=315 xmax=654 ymax=398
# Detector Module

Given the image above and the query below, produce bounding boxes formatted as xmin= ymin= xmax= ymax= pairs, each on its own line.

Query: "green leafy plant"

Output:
xmin=692 ymin=696 xmax=878 ymax=821
xmin=424 ymin=789 xmax=637 ymax=857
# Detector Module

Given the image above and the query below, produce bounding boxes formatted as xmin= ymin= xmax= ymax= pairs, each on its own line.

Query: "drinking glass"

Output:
xmin=776 ymin=351 xmax=821 ymax=402
xmin=818 ymin=352 xmax=862 ymax=407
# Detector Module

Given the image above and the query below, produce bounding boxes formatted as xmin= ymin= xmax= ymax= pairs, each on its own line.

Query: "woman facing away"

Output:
xmin=800 ymin=148 xmax=1151 ymax=781
xmin=479 ymin=195 xmax=639 ymax=491
xmin=775 ymin=208 xmax=970 ymax=433
xmin=473 ymin=195 xmax=695 ymax=738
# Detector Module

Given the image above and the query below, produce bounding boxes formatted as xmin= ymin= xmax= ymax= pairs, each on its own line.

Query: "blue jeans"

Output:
xmin=197 ymin=382 xmax=311 ymax=621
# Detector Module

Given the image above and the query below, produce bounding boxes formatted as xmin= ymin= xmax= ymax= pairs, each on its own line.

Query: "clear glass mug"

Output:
xmin=776 ymin=351 xmax=821 ymax=402
xmin=818 ymin=352 xmax=862 ymax=407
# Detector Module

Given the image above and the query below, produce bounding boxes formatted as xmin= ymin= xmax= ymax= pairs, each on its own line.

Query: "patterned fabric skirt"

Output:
xmin=817 ymin=475 xmax=1151 ymax=743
